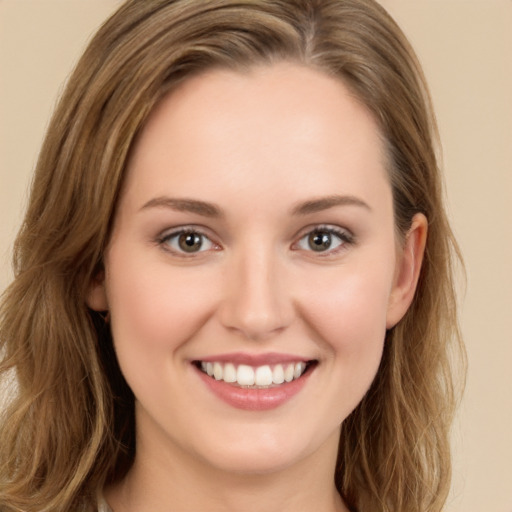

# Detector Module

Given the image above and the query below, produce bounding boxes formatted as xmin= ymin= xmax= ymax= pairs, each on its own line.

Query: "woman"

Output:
xmin=0 ymin=1 xmax=465 ymax=511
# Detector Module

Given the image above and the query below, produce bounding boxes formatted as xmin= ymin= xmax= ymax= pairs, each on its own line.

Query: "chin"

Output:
xmin=190 ymin=422 xmax=340 ymax=476
xmin=204 ymin=446 xmax=307 ymax=476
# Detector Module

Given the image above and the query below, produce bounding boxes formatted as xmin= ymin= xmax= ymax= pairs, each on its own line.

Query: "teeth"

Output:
xmin=199 ymin=361 xmax=309 ymax=386
xmin=213 ymin=362 xmax=223 ymax=380
xmin=223 ymin=363 xmax=237 ymax=383
xmin=294 ymin=362 xmax=306 ymax=379
xmin=272 ymin=364 xmax=285 ymax=384
xmin=237 ymin=364 xmax=255 ymax=385
xmin=255 ymin=365 xmax=273 ymax=386
xmin=284 ymin=364 xmax=295 ymax=382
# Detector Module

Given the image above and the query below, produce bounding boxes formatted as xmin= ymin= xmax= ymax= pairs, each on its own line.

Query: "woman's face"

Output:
xmin=88 ymin=63 xmax=425 ymax=476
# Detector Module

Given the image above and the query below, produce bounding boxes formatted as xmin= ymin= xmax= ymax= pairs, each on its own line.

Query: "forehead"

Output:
xmin=123 ymin=62 xmax=389 ymax=211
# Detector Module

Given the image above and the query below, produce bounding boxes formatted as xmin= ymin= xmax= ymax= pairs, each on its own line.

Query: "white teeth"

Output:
xmin=272 ymin=364 xmax=285 ymax=384
xmin=199 ymin=360 xmax=311 ymax=386
xmin=255 ymin=365 xmax=273 ymax=386
xmin=223 ymin=363 xmax=237 ymax=383
xmin=213 ymin=362 xmax=223 ymax=380
xmin=284 ymin=364 xmax=295 ymax=382
xmin=294 ymin=362 xmax=305 ymax=379
xmin=237 ymin=364 xmax=255 ymax=386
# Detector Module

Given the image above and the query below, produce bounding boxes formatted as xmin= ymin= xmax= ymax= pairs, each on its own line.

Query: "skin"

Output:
xmin=88 ymin=62 xmax=427 ymax=512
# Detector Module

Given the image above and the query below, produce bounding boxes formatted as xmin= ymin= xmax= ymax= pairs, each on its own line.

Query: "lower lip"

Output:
xmin=195 ymin=366 xmax=313 ymax=411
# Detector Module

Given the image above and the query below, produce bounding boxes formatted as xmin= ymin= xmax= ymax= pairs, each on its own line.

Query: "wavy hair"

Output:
xmin=0 ymin=1 xmax=465 ymax=511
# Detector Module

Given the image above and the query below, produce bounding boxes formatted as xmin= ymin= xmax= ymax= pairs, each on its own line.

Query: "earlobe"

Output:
xmin=86 ymin=271 xmax=109 ymax=311
xmin=386 ymin=213 xmax=428 ymax=329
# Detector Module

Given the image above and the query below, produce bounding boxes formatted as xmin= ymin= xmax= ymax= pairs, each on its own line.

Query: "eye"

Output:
xmin=159 ymin=229 xmax=216 ymax=254
xmin=295 ymin=226 xmax=353 ymax=254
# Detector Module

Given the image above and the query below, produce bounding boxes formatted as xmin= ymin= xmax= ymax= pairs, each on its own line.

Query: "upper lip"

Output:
xmin=192 ymin=352 xmax=315 ymax=366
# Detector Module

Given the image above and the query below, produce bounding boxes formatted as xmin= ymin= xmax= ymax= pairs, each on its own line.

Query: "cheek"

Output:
xmin=104 ymin=255 xmax=223 ymax=420
xmin=105 ymin=251 xmax=219 ymax=357
xmin=301 ymin=264 xmax=392 ymax=347
xmin=298 ymin=262 xmax=393 ymax=406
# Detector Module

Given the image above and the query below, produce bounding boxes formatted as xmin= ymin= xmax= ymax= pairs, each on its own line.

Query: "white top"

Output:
xmin=97 ymin=494 xmax=113 ymax=512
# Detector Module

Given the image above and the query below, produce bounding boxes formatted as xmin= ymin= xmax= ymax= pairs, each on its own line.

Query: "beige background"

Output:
xmin=1 ymin=1 xmax=511 ymax=510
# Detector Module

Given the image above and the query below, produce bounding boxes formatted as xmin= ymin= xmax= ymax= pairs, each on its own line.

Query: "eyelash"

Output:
xmin=157 ymin=225 xmax=355 ymax=257
xmin=294 ymin=225 xmax=355 ymax=256
xmin=157 ymin=227 xmax=218 ymax=257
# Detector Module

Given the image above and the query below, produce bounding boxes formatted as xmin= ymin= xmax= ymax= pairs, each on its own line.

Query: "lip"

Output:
xmin=194 ymin=352 xmax=310 ymax=366
xmin=193 ymin=356 xmax=316 ymax=411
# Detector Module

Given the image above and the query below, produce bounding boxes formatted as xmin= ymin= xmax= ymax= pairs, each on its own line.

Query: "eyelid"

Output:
xmin=292 ymin=224 xmax=355 ymax=255
xmin=154 ymin=223 xmax=354 ymax=257
xmin=156 ymin=225 xmax=221 ymax=256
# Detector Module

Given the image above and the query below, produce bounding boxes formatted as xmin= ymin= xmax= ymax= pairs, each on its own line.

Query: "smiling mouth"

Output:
xmin=193 ymin=360 xmax=317 ymax=388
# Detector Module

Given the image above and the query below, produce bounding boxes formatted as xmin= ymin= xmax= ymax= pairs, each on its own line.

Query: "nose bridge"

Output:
xmin=220 ymin=240 xmax=292 ymax=340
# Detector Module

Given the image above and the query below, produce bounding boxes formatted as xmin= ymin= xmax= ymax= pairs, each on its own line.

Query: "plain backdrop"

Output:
xmin=1 ymin=1 xmax=511 ymax=511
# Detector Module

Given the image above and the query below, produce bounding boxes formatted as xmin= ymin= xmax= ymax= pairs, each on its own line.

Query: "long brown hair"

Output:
xmin=0 ymin=1 xmax=465 ymax=511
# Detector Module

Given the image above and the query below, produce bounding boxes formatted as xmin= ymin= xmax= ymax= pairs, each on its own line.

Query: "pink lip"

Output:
xmin=194 ymin=352 xmax=311 ymax=366
xmin=194 ymin=362 xmax=315 ymax=411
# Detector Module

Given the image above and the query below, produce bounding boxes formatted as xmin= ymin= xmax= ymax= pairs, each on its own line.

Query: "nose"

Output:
xmin=218 ymin=246 xmax=293 ymax=341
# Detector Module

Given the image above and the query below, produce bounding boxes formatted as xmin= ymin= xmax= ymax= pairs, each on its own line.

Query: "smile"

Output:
xmin=197 ymin=361 xmax=310 ymax=387
xmin=192 ymin=355 xmax=317 ymax=411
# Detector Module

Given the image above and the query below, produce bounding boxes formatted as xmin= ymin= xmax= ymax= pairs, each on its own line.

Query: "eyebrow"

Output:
xmin=140 ymin=194 xmax=371 ymax=218
xmin=291 ymin=195 xmax=371 ymax=215
xmin=140 ymin=197 xmax=222 ymax=217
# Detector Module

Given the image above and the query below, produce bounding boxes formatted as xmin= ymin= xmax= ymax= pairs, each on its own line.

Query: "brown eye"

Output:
xmin=178 ymin=232 xmax=203 ymax=253
xmin=161 ymin=229 xmax=215 ymax=255
xmin=308 ymin=231 xmax=333 ymax=252
xmin=295 ymin=226 xmax=352 ymax=255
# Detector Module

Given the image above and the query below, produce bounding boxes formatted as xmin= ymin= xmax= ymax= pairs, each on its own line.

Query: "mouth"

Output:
xmin=191 ymin=353 xmax=318 ymax=410
xmin=193 ymin=360 xmax=317 ymax=388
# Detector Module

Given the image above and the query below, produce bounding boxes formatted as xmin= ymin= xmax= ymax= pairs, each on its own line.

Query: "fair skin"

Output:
xmin=88 ymin=62 xmax=427 ymax=512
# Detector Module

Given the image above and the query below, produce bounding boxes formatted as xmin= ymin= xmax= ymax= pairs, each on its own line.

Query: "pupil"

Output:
xmin=179 ymin=233 xmax=202 ymax=252
xmin=309 ymin=232 xmax=331 ymax=251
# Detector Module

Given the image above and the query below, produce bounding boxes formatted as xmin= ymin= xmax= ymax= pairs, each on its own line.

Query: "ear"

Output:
xmin=86 ymin=270 xmax=109 ymax=312
xmin=386 ymin=213 xmax=428 ymax=329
